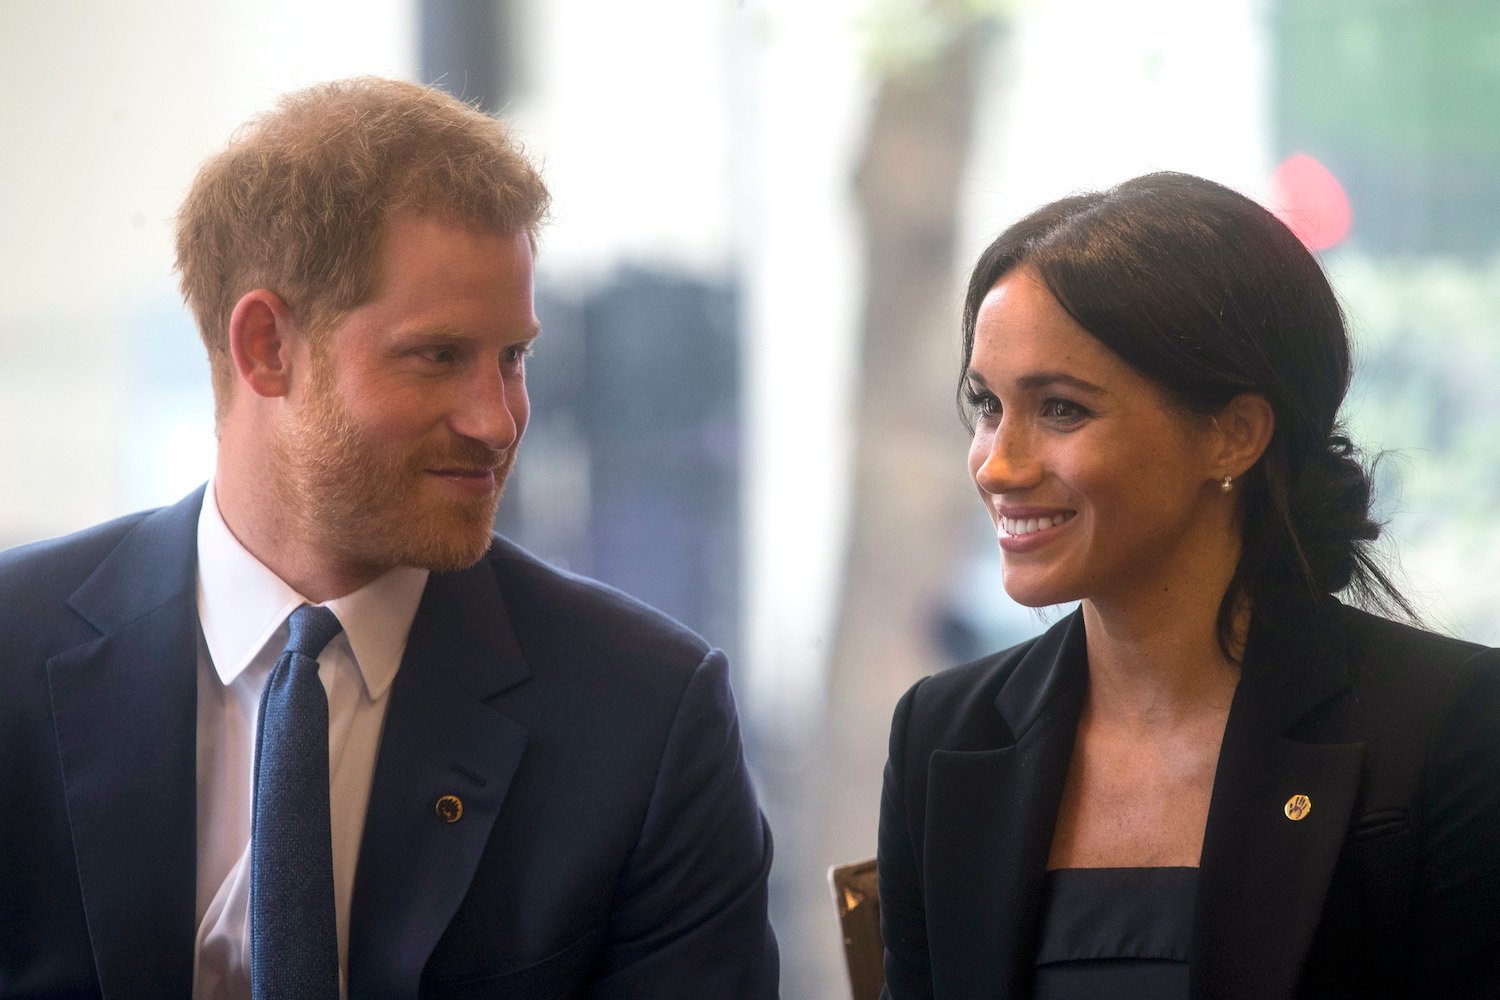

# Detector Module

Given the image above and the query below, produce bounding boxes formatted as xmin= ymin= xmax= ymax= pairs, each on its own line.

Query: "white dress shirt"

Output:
xmin=192 ymin=480 xmax=428 ymax=1000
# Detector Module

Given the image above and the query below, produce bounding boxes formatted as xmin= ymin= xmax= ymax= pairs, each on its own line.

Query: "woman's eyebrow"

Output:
xmin=1015 ymin=371 xmax=1108 ymax=395
xmin=967 ymin=369 xmax=1108 ymax=395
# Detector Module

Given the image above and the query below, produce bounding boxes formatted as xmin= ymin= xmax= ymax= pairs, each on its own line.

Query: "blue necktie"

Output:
xmin=251 ymin=604 xmax=344 ymax=1000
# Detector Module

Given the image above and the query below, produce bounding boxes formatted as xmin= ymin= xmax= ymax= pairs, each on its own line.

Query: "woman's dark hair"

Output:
xmin=961 ymin=171 xmax=1411 ymax=652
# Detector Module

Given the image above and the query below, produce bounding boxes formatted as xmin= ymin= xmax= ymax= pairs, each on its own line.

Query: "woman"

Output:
xmin=877 ymin=172 xmax=1500 ymax=999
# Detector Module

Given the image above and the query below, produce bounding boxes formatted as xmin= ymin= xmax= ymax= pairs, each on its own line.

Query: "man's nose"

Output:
xmin=452 ymin=367 xmax=521 ymax=451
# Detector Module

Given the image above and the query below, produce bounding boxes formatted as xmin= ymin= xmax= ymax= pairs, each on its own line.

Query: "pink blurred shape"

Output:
xmin=1268 ymin=153 xmax=1351 ymax=251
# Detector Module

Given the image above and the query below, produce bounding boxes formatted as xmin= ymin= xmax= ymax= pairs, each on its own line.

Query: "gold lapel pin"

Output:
xmin=1284 ymin=794 xmax=1312 ymax=821
xmin=436 ymin=794 xmax=464 ymax=824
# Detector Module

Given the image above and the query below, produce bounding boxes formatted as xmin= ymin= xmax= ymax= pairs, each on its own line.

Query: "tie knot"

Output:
xmin=284 ymin=604 xmax=343 ymax=661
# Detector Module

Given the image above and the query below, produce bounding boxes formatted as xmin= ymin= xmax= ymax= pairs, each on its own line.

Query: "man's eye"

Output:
xmin=421 ymin=347 xmax=458 ymax=364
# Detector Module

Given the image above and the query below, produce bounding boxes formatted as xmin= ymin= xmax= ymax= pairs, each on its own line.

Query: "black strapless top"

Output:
xmin=1032 ymin=866 xmax=1197 ymax=1000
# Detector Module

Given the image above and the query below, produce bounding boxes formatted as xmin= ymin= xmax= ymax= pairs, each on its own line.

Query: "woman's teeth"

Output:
xmin=1001 ymin=513 xmax=1072 ymax=536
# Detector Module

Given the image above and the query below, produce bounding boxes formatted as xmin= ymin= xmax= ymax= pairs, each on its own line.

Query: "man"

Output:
xmin=0 ymin=78 xmax=778 ymax=999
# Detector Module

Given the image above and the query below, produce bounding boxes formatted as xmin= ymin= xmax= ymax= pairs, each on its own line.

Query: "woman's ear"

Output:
xmin=227 ymin=289 xmax=300 ymax=399
xmin=1213 ymin=392 xmax=1275 ymax=481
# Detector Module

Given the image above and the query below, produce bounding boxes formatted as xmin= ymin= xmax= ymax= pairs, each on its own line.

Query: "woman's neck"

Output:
xmin=1079 ymin=545 xmax=1246 ymax=729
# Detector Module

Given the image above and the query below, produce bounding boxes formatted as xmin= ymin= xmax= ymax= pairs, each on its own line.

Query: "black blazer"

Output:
xmin=878 ymin=596 xmax=1500 ymax=999
xmin=0 ymin=488 xmax=779 ymax=998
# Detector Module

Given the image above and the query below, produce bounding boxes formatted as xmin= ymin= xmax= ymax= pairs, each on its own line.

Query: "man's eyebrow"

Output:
xmin=964 ymin=369 xmax=1108 ymax=395
xmin=396 ymin=322 xmax=542 ymax=341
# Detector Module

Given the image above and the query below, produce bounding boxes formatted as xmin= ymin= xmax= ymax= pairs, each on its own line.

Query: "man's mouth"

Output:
xmin=428 ymin=467 xmax=500 ymax=494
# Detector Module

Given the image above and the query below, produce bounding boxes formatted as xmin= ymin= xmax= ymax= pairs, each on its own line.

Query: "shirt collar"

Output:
xmin=195 ymin=478 xmax=429 ymax=699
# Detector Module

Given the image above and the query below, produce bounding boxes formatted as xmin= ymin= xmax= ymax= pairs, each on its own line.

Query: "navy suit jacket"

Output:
xmin=879 ymin=595 xmax=1500 ymax=999
xmin=0 ymin=488 xmax=778 ymax=998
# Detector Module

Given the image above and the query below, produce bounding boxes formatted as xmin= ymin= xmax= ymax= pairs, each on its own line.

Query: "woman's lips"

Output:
xmin=996 ymin=509 xmax=1076 ymax=553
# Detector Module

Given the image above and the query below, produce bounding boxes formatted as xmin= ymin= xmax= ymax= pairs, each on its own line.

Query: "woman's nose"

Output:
xmin=971 ymin=423 xmax=1039 ymax=495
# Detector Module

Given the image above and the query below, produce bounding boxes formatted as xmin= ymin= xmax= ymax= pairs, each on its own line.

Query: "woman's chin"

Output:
xmin=1000 ymin=582 xmax=1073 ymax=610
xmin=998 ymin=563 xmax=1083 ymax=609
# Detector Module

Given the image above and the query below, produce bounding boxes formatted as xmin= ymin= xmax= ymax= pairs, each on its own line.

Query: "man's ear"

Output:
xmin=1213 ymin=392 xmax=1275 ymax=482
xmin=227 ymin=289 xmax=301 ymax=398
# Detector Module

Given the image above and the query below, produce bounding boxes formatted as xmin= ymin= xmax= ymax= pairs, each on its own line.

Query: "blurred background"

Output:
xmin=3 ymin=1 xmax=1498 ymax=995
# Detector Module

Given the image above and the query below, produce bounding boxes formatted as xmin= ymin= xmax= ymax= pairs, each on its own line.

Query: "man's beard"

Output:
xmin=272 ymin=369 xmax=512 ymax=578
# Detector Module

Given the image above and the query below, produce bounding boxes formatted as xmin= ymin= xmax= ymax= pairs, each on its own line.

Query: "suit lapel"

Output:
xmin=924 ymin=612 xmax=1088 ymax=998
xmin=348 ymin=553 xmax=531 ymax=999
xmin=1193 ymin=598 xmax=1363 ymax=1000
xmin=924 ymin=599 xmax=1364 ymax=1000
xmin=47 ymin=490 xmax=204 ymax=999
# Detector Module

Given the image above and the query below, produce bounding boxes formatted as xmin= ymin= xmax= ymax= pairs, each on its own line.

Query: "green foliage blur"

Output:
xmin=1334 ymin=252 xmax=1500 ymax=642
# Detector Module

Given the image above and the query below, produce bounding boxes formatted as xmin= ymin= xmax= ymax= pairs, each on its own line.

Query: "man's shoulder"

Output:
xmin=0 ymin=503 xmax=194 ymax=670
xmin=0 ymin=508 xmax=163 ymax=603
xmin=478 ymin=534 xmax=713 ymax=673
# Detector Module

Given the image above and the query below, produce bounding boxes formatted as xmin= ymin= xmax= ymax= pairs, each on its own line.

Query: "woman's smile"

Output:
xmin=996 ymin=509 xmax=1077 ymax=552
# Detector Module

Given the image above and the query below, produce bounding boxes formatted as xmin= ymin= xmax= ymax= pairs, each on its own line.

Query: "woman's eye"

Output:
xmin=965 ymin=387 xmax=999 ymax=417
xmin=1041 ymin=398 xmax=1087 ymax=423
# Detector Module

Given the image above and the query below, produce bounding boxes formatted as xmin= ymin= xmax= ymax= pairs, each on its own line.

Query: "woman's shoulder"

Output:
xmin=1340 ymin=602 xmax=1489 ymax=655
xmin=891 ymin=611 xmax=1083 ymax=754
xmin=910 ymin=633 xmax=1041 ymax=702
xmin=1334 ymin=602 xmax=1496 ymax=698
xmin=1287 ymin=601 xmax=1500 ymax=760
xmin=1256 ymin=595 xmax=1491 ymax=689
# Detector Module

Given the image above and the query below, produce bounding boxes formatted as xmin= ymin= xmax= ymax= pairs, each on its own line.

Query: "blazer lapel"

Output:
xmin=924 ymin=611 xmax=1088 ymax=999
xmin=347 ymin=555 xmax=531 ymax=999
xmin=46 ymin=490 xmax=204 ymax=999
xmin=1193 ymin=599 xmax=1363 ymax=1000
